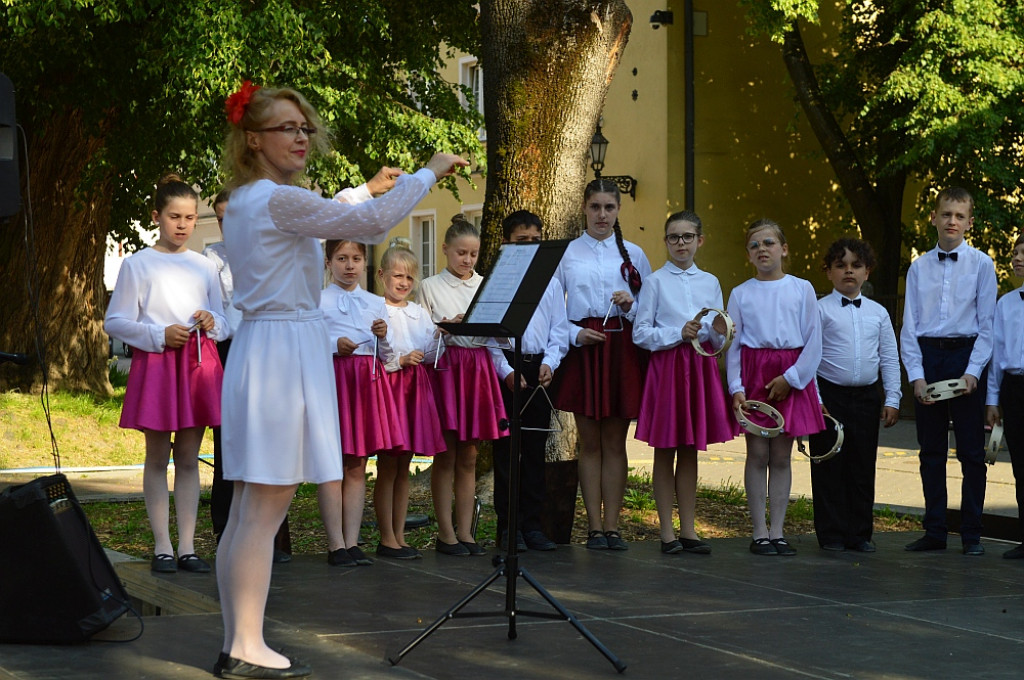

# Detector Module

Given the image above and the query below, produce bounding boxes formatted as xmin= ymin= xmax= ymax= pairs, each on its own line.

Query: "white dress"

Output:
xmin=220 ymin=170 xmax=435 ymax=485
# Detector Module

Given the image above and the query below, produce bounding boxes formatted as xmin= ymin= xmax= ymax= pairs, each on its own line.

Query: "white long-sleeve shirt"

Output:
xmin=987 ymin=287 xmax=1024 ymax=406
xmin=817 ymin=290 xmax=901 ymax=409
xmin=383 ymin=301 xmax=442 ymax=373
xmin=487 ymin=277 xmax=570 ymax=380
xmin=633 ymin=262 xmax=724 ymax=351
xmin=900 ymin=242 xmax=997 ymax=382
xmin=223 ymin=169 xmax=435 ymax=315
xmin=725 ymin=275 xmax=822 ymax=395
xmin=105 ymin=247 xmax=228 ymax=353
xmin=554 ymin=232 xmax=652 ymax=346
xmin=320 ymin=283 xmax=393 ymax=361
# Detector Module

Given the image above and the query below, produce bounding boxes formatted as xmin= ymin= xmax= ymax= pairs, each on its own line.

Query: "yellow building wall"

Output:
xmin=377 ymin=1 xmax=862 ymax=298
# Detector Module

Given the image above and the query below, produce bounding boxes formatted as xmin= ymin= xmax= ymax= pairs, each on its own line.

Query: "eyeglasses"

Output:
xmin=249 ymin=124 xmax=317 ymax=138
xmin=666 ymin=232 xmax=699 ymax=245
xmin=747 ymin=238 xmax=779 ymax=251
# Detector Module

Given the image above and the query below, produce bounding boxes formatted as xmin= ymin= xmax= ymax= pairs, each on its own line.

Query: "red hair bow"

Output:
xmin=225 ymin=80 xmax=260 ymax=125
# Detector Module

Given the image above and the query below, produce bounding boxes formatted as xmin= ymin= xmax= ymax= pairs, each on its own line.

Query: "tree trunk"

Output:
xmin=781 ymin=22 xmax=904 ymax=311
xmin=479 ymin=0 xmax=633 ymax=463
xmin=0 ymin=108 xmax=113 ymax=395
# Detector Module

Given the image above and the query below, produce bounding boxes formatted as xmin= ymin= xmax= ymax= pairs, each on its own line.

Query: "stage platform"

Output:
xmin=2 ymin=532 xmax=1023 ymax=679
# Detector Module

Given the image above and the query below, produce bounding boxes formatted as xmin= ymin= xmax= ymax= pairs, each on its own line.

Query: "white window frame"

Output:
xmin=458 ymin=56 xmax=486 ymax=141
xmin=461 ymin=204 xmax=483 ymax=233
xmin=410 ymin=211 xmax=437 ymax=281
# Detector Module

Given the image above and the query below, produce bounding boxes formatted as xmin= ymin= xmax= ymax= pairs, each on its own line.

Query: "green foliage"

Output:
xmin=742 ymin=0 xmax=1024 ymax=286
xmin=0 ymin=0 xmax=484 ymax=247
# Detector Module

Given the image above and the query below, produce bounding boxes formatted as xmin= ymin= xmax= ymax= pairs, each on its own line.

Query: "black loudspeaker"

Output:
xmin=0 ymin=474 xmax=130 ymax=644
xmin=0 ymin=71 xmax=20 ymax=219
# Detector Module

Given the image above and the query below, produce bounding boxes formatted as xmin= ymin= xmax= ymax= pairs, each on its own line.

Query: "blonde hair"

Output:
xmin=745 ymin=218 xmax=787 ymax=245
xmin=222 ymin=86 xmax=331 ymax=188
xmin=380 ymin=240 xmax=420 ymax=281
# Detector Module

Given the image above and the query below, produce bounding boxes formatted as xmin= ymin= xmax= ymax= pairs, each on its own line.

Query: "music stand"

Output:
xmin=388 ymin=240 xmax=626 ymax=673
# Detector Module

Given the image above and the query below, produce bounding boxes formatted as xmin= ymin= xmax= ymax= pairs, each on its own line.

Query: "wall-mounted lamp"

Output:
xmin=650 ymin=10 xmax=674 ymax=29
xmin=589 ymin=124 xmax=637 ymax=200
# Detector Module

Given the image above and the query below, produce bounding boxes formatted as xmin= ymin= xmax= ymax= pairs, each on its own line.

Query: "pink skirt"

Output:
xmin=552 ymin=317 xmax=647 ymax=420
xmin=429 ymin=346 xmax=507 ymax=441
xmin=739 ymin=347 xmax=824 ymax=438
xmin=385 ymin=364 xmax=446 ymax=456
xmin=635 ymin=343 xmax=738 ymax=449
xmin=120 ymin=333 xmax=222 ymax=431
xmin=333 ymin=355 xmax=406 ymax=457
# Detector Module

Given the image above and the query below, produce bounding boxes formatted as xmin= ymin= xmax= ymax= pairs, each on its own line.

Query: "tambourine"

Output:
xmin=735 ymin=400 xmax=785 ymax=438
xmin=922 ymin=378 xmax=968 ymax=403
xmin=796 ymin=413 xmax=845 ymax=464
xmin=691 ymin=307 xmax=735 ymax=358
xmin=986 ymin=422 xmax=1003 ymax=465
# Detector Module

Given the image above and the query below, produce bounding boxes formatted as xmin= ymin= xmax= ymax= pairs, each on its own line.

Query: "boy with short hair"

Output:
xmin=810 ymin=238 xmax=900 ymax=552
xmin=490 ymin=210 xmax=569 ymax=551
xmin=900 ymin=187 xmax=997 ymax=555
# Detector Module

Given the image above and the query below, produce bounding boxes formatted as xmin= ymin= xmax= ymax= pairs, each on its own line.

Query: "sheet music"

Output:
xmin=465 ymin=243 xmax=539 ymax=324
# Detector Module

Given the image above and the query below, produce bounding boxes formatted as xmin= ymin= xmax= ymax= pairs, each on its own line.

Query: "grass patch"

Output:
xmin=0 ymin=388 xmax=212 ymax=469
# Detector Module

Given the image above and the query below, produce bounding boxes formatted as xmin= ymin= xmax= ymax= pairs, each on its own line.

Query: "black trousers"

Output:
xmin=999 ymin=373 xmax=1024 ymax=542
xmin=809 ymin=378 xmax=882 ymax=547
xmin=914 ymin=338 xmax=987 ymax=544
xmin=492 ymin=353 xmax=551 ymax=539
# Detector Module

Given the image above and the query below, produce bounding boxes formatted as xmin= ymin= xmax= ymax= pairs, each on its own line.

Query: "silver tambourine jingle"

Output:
xmin=796 ymin=413 xmax=845 ymax=463
xmin=735 ymin=400 xmax=785 ymax=438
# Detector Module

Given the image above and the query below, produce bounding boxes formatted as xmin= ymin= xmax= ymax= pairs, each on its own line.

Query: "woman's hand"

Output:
xmin=191 ymin=310 xmax=215 ymax=332
xmin=426 ymin=154 xmax=470 ymax=181
xmin=366 ymin=167 xmax=403 ymax=197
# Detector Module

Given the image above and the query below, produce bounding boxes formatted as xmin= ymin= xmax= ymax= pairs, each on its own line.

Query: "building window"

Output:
xmin=462 ymin=206 xmax=483 ymax=233
xmin=411 ymin=213 xmax=436 ymax=280
xmin=459 ymin=57 xmax=486 ymax=140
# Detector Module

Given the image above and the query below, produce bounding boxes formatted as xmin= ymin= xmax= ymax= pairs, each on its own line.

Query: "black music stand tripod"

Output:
xmin=387 ymin=241 xmax=626 ymax=673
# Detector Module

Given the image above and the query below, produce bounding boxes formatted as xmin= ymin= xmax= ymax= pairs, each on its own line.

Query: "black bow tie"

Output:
xmin=938 ymin=251 xmax=958 ymax=262
xmin=842 ymin=298 xmax=861 ymax=308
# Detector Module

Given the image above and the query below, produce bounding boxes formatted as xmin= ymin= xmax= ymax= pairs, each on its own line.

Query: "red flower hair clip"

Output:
xmin=225 ymin=80 xmax=261 ymax=125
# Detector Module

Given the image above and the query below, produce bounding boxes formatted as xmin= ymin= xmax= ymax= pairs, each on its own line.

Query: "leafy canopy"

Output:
xmin=1 ymin=0 xmax=483 ymax=246
xmin=742 ymin=0 xmax=1024 ymax=280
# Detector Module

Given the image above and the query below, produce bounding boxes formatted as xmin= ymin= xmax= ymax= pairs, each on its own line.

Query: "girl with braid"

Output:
xmin=553 ymin=179 xmax=652 ymax=550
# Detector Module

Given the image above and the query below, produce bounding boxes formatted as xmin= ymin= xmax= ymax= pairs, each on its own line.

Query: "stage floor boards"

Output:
xmin=3 ymin=532 xmax=1023 ymax=679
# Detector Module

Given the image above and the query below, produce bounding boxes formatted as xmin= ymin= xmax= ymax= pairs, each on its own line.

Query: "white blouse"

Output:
xmin=223 ymin=169 xmax=435 ymax=314
xmin=105 ymin=247 xmax=228 ymax=353
xmin=633 ymin=262 xmax=724 ymax=352
xmin=320 ymin=283 xmax=393 ymax=360
xmin=554 ymin=232 xmax=652 ymax=346
xmin=383 ymin=301 xmax=442 ymax=373
xmin=725 ymin=275 xmax=822 ymax=394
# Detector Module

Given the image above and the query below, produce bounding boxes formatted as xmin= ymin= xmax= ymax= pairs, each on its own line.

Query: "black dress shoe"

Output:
xmin=820 ymin=542 xmax=846 ymax=552
xmin=849 ymin=541 xmax=876 ymax=553
xmin=436 ymin=539 xmax=471 ymax=556
xmin=327 ymin=547 xmax=357 ymax=567
xmin=272 ymin=550 xmax=292 ymax=564
xmin=217 ymin=655 xmax=312 ymax=679
xmin=348 ymin=546 xmax=374 ymax=565
xmin=962 ymin=542 xmax=985 ymax=556
xmin=679 ymin=537 xmax=711 ymax=554
xmin=1003 ymin=544 xmax=1024 ymax=559
xmin=500 ymin=530 xmax=528 ymax=551
xmin=523 ymin=530 xmax=557 ymax=551
xmin=177 ymin=553 xmax=211 ymax=573
xmin=151 ymin=553 xmax=177 ymax=573
xmin=377 ymin=544 xmax=421 ymax=560
xmin=213 ymin=652 xmax=229 ymax=675
xmin=661 ymin=540 xmax=684 ymax=554
xmin=460 ymin=540 xmax=487 ymax=556
xmin=904 ymin=535 xmax=947 ymax=551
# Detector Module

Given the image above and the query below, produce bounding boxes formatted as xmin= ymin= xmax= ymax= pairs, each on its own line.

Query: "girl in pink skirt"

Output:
xmin=319 ymin=239 xmax=406 ymax=567
xmin=375 ymin=241 xmax=446 ymax=560
xmin=104 ymin=173 xmax=228 ymax=574
xmin=419 ymin=218 xmax=508 ymax=556
xmin=726 ymin=219 xmax=824 ymax=557
xmin=634 ymin=211 xmax=737 ymax=556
